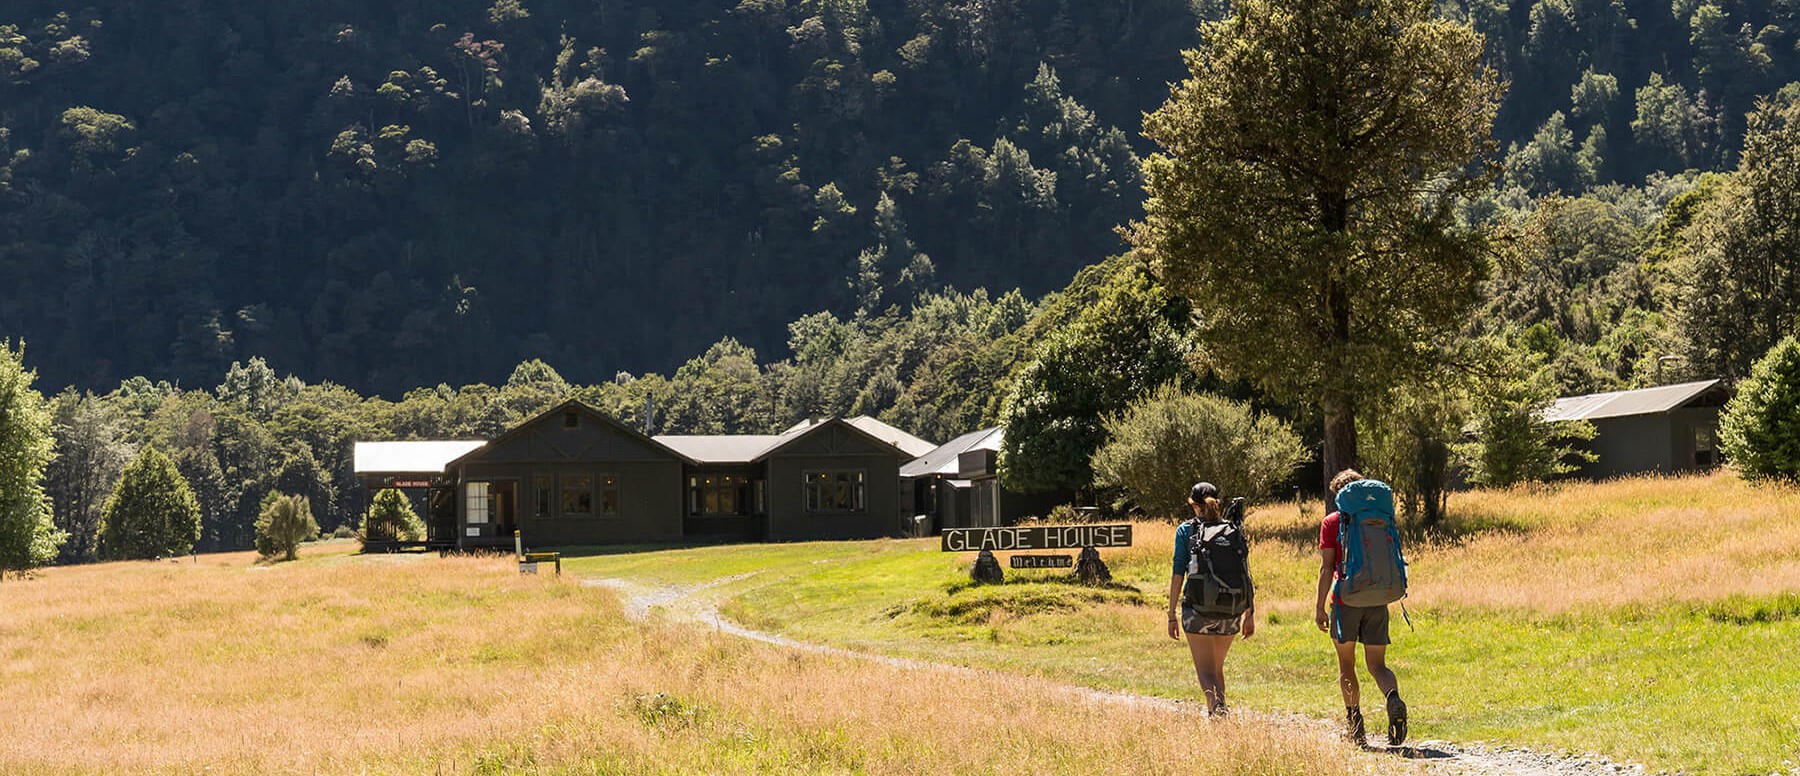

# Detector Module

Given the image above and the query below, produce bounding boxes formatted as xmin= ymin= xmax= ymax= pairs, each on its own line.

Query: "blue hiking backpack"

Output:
xmin=1334 ymin=479 xmax=1408 ymax=607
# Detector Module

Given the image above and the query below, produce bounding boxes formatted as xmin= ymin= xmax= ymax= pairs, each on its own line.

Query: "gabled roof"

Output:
xmin=446 ymin=399 xmax=697 ymax=468
xmin=782 ymin=416 xmax=937 ymax=458
xmin=1541 ymin=379 xmax=1726 ymax=423
xmin=353 ymin=440 xmax=487 ymax=475
xmin=901 ymin=426 xmax=1004 ymax=478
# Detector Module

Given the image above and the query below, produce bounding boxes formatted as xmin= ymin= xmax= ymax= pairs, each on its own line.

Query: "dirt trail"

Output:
xmin=583 ymin=574 xmax=1652 ymax=776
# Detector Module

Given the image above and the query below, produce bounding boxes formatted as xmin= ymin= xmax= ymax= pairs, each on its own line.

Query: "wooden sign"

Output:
xmin=1010 ymin=554 xmax=1073 ymax=569
xmin=392 ymin=479 xmax=432 ymax=488
xmin=940 ymin=524 xmax=1132 ymax=552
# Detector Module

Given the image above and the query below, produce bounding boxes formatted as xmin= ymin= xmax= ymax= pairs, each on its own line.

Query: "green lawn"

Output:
xmin=566 ymin=489 xmax=1800 ymax=775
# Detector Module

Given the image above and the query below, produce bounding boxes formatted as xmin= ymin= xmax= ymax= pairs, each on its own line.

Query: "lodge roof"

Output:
xmin=1541 ymin=379 xmax=1726 ymax=422
xmin=781 ymin=416 xmax=937 ymax=458
xmin=352 ymin=440 xmax=487 ymax=475
xmin=900 ymin=426 xmax=1004 ymax=478
xmin=654 ymin=434 xmax=787 ymax=464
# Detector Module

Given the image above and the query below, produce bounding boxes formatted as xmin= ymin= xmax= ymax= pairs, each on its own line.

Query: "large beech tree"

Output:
xmin=1128 ymin=0 xmax=1504 ymax=485
xmin=0 ymin=341 xmax=65 ymax=576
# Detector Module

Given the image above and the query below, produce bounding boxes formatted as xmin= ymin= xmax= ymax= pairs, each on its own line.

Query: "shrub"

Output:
xmin=332 ymin=525 xmax=356 ymax=540
xmin=1720 ymin=335 xmax=1800 ymax=481
xmin=99 ymin=446 xmax=201 ymax=560
xmin=361 ymin=488 xmax=424 ymax=544
xmin=255 ymin=492 xmax=319 ymax=561
xmin=1090 ymin=384 xmax=1307 ymax=519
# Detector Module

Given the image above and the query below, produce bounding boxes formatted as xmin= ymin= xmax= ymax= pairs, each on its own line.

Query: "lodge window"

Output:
xmin=533 ymin=475 xmax=553 ymax=517
xmin=465 ymin=482 xmax=490 ymax=524
xmin=598 ymin=475 xmax=619 ymax=515
xmin=689 ymin=475 xmax=749 ymax=516
xmin=804 ymin=470 xmax=865 ymax=513
xmin=562 ymin=475 xmax=592 ymax=516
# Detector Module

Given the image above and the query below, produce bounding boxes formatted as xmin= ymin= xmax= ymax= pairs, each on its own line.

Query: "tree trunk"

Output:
xmin=1321 ymin=392 xmax=1358 ymax=491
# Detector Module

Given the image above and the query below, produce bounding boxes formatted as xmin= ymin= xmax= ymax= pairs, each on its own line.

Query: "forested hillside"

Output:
xmin=4 ymin=0 xmax=1798 ymax=394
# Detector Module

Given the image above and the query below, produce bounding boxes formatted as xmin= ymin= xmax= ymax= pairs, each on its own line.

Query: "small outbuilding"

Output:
xmin=901 ymin=427 xmax=1069 ymax=531
xmin=1543 ymin=379 xmax=1729 ymax=480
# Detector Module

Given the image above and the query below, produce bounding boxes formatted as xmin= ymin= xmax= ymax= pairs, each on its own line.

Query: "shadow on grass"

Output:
xmin=1252 ymin=506 xmax=1535 ymax=554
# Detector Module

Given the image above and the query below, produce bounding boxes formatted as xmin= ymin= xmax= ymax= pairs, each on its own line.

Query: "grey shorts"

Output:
xmin=1331 ymin=602 xmax=1390 ymax=645
xmin=1181 ymin=607 xmax=1242 ymax=636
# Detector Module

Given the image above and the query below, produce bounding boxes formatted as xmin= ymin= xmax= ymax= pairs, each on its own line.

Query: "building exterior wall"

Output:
xmin=461 ymin=459 xmax=684 ymax=545
xmin=1579 ymin=416 xmax=1674 ymax=479
xmin=451 ymin=407 xmax=687 ymax=546
xmin=766 ymin=452 xmax=902 ymax=540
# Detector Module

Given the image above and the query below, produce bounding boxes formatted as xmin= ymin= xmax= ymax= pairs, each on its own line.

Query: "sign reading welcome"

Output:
xmin=940 ymin=524 xmax=1132 ymax=552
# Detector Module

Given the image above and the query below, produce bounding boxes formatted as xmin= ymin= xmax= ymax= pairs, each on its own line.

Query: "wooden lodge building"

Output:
xmin=1542 ymin=379 xmax=1729 ymax=480
xmin=353 ymin=400 xmax=938 ymax=549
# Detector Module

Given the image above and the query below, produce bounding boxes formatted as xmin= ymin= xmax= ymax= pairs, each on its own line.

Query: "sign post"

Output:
xmin=941 ymin=524 xmax=1131 ymax=584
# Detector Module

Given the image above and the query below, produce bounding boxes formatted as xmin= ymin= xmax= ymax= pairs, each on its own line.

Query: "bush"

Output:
xmin=254 ymin=492 xmax=319 ymax=561
xmin=99 ymin=446 xmax=201 ymax=560
xmin=1090 ymin=384 xmax=1307 ymax=519
xmin=361 ymin=488 xmax=424 ymax=544
xmin=1720 ymin=335 xmax=1800 ymax=481
xmin=332 ymin=525 xmax=356 ymax=540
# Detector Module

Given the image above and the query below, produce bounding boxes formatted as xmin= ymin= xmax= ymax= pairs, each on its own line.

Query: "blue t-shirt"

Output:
xmin=1171 ymin=520 xmax=1196 ymax=575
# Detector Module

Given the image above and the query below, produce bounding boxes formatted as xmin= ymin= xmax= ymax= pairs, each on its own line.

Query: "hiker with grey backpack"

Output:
xmin=1167 ymin=481 xmax=1255 ymax=717
xmin=1315 ymin=469 xmax=1410 ymax=747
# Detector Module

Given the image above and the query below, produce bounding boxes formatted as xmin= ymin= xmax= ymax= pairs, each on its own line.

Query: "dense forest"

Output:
xmin=7 ymin=0 xmax=1800 ymax=563
xmin=4 ymin=0 xmax=1800 ymax=393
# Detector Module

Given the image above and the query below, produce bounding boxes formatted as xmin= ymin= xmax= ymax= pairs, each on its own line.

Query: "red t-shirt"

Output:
xmin=1320 ymin=512 xmax=1345 ymax=603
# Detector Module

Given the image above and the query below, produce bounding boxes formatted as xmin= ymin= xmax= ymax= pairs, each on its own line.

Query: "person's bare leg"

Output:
xmin=1334 ymin=638 xmax=1366 ymax=744
xmin=1186 ymin=633 xmax=1226 ymax=713
xmin=1365 ymin=644 xmax=1406 ymax=745
xmin=1206 ymin=634 xmax=1234 ymax=713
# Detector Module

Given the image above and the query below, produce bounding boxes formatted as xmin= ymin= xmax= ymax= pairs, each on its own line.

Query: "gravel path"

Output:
xmin=583 ymin=574 xmax=1653 ymax=776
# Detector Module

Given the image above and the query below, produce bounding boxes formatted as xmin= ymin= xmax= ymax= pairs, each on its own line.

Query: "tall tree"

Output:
xmin=45 ymin=389 xmax=134 ymax=564
xmin=99 ymin=446 xmax=202 ymax=560
xmin=0 ymin=341 xmax=65 ymax=576
xmin=1127 ymin=0 xmax=1503 ymax=486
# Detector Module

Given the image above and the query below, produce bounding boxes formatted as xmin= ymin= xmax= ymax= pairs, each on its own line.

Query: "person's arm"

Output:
xmin=1314 ymin=547 xmax=1335 ymax=633
xmin=1167 ymin=572 xmax=1183 ymax=640
xmin=1239 ymin=576 xmax=1256 ymax=639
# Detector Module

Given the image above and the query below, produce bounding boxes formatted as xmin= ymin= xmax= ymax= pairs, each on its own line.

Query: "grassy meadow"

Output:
xmin=0 ymin=541 xmax=1361 ymax=775
xmin=568 ymin=473 xmax=1800 ymax=774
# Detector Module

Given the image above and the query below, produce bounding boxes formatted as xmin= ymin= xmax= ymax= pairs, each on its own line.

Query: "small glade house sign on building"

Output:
xmin=940 ymin=524 xmax=1131 ymax=584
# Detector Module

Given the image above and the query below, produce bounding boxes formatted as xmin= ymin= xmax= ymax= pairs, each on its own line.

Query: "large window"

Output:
xmin=562 ymin=475 xmax=592 ymax=516
xmin=465 ymin=482 xmax=489 ymax=524
xmin=804 ymin=470 xmax=865 ymax=513
xmin=689 ymin=475 xmax=749 ymax=516
xmin=533 ymin=475 xmax=553 ymax=517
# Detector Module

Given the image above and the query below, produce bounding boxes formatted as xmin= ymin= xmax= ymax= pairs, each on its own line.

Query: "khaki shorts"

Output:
xmin=1181 ymin=606 xmax=1242 ymax=636
xmin=1331 ymin=602 xmax=1390 ymax=645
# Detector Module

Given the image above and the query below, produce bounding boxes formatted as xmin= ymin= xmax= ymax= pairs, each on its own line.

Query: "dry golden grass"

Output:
xmin=0 ymin=542 xmax=1373 ymax=775
xmin=1237 ymin=471 xmax=1800 ymax=614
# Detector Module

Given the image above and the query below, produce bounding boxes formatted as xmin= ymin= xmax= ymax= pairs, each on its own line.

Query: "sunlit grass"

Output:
xmin=576 ymin=472 xmax=1800 ymax=774
xmin=0 ymin=542 xmax=1363 ymax=775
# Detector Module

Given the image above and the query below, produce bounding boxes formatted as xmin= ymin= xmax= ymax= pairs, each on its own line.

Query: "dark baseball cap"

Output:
xmin=1189 ymin=482 xmax=1219 ymax=503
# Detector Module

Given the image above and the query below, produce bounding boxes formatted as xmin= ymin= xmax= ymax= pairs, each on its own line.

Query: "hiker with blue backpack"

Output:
xmin=1315 ymin=469 xmax=1409 ymax=747
xmin=1167 ymin=481 xmax=1255 ymax=717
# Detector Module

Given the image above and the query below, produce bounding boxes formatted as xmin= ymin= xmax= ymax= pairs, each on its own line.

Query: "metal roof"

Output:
xmin=844 ymin=417 xmax=937 ymax=458
xmin=901 ymin=426 xmax=1004 ymax=478
xmin=1541 ymin=379 xmax=1724 ymax=422
xmin=654 ymin=435 xmax=785 ymax=464
xmin=353 ymin=440 xmax=487 ymax=475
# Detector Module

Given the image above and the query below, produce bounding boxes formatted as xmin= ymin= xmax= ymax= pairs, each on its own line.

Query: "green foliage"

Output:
xmin=1090 ymin=384 xmax=1306 ymax=519
xmin=1359 ymin=379 xmax=1467 ymax=527
xmin=998 ymin=262 xmax=1195 ymax=493
xmin=0 ymin=341 xmax=65 ymax=574
xmin=1719 ymin=336 xmax=1800 ymax=481
xmin=1130 ymin=0 xmax=1502 ymax=483
xmin=362 ymin=488 xmax=424 ymax=544
xmin=99 ymin=446 xmax=201 ymax=560
xmin=254 ymin=492 xmax=319 ymax=561
xmin=43 ymin=389 xmax=132 ymax=564
xmin=1455 ymin=343 xmax=1597 ymax=487
xmin=1674 ymin=97 xmax=1800 ymax=381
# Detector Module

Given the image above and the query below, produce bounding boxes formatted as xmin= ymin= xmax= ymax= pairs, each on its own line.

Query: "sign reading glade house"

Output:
xmin=942 ymin=524 xmax=1131 ymax=584
xmin=939 ymin=524 xmax=1132 ymax=553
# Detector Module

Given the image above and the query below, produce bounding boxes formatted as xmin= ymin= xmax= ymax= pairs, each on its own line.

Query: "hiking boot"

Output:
xmin=1208 ymin=702 xmax=1229 ymax=718
xmin=1345 ymin=707 xmax=1366 ymax=746
xmin=1386 ymin=694 xmax=1408 ymax=747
